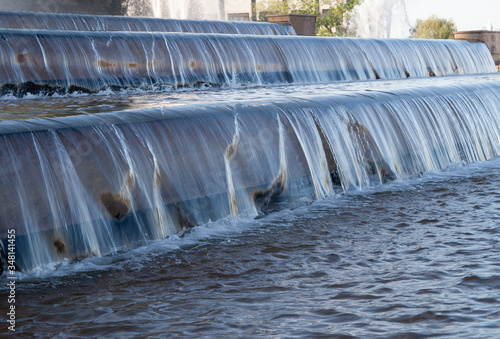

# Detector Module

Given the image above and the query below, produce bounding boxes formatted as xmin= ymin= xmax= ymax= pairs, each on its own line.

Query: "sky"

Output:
xmin=405 ymin=0 xmax=500 ymax=31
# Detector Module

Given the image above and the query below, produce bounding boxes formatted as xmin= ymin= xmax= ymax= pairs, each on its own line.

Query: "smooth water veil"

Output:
xmin=0 ymin=10 xmax=294 ymax=35
xmin=2 ymin=8 xmax=500 ymax=338
xmin=0 ymin=28 xmax=495 ymax=97
xmin=2 ymin=77 xmax=500 ymax=270
xmin=0 ymin=7 xmax=497 ymax=278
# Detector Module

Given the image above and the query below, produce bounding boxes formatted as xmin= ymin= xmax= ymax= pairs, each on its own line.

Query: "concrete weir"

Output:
xmin=0 ymin=29 xmax=496 ymax=97
xmin=3 ymin=79 xmax=500 ymax=270
xmin=0 ymin=10 xmax=296 ymax=35
xmin=1 ymin=11 xmax=500 ymax=272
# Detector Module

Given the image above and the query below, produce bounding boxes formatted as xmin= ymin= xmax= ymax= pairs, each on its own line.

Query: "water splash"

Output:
xmin=352 ymin=0 xmax=411 ymax=38
xmin=151 ymin=0 xmax=163 ymax=18
xmin=128 ymin=0 xmax=211 ymax=20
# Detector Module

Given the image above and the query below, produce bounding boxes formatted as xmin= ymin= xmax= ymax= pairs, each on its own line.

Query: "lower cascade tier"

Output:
xmin=2 ymin=78 xmax=500 ymax=270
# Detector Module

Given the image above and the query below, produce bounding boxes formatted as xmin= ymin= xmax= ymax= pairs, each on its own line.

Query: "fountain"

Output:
xmin=0 ymin=27 xmax=494 ymax=97
xmin=0 ymin=10 xmax=499 ymax=272
xmin=126 ymin=0 xmax=229 ymax=20
xmin=352 ymin=0 xmax=412 ymax=38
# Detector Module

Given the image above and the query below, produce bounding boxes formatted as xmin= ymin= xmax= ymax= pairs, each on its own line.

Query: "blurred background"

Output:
xmin=0 ymin=1 xmax=498 ymax=39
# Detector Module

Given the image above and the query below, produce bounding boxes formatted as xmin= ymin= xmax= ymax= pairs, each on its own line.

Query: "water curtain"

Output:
xmin=2 ymin=80 xmax=500 ymax=270
xmin=0 ymin=11 xmax=295 ymax=35
xmin=0 ymin=29 xmax=495 ymax=97
xmin=1 ymin=9 xmax=499 ymax=271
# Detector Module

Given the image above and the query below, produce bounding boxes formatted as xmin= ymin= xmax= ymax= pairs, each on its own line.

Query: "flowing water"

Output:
xmin=0 ymin=11 xmax=294 ymax=35
xmin=1 ymin=76 xmax=500 ymax=338
xmin=1 ymin=133 xmax=500 ymax=337
xmin=128 ymin=0 xmax=211 ymax=20
xmin=1 ymin=9 xmax=500 ymax=337
xmin=2 ymin=73 xmax=500 ymax=269
xmin=0 ymin=29 xmax=494 ymax=97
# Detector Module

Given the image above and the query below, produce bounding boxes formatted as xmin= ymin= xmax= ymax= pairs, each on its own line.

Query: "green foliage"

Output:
xmin=317 ymin=0 xmax=361 ymax=36
xmin=257 ymin=0 xmax=361 ymax=36
xmin=410 ymin=15 xmax=457 ymax=39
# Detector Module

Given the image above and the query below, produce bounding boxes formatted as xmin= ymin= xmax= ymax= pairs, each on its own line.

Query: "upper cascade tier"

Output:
xmin=0 ymin=10 xmax=296 ymax=35
xmin=0 ymin=29 xmax=496 ymax=97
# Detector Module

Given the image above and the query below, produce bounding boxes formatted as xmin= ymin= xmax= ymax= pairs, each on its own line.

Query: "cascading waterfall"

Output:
xmin=0 ymin=29 xmax=495 ymax=97
xmin=2 ymin=78 xmax=500 ymax=270
xmin=0 ymin=11 xmax=294 ymax=35
xmin=1 ymin=10 xmax=500 ymax=273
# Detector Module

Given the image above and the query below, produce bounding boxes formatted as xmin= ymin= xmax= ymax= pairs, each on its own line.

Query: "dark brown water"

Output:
xmin=1 ymin=74 xmax=498 ymax=122
xmin=2 ymin=157 xmax=500 ymax=338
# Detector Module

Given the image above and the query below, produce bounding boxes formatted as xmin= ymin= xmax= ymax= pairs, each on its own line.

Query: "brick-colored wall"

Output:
xmin=266 ymin=14 xmax=316 ymax=36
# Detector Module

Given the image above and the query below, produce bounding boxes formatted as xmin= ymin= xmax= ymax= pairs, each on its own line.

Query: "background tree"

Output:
xmin=410 ymin=15 xmax=457 ymax=39
xmin=257 ymin=0 xmax=361 ymax=36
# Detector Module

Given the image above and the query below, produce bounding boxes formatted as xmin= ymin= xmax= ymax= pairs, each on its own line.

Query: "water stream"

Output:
xmin=0 ymin=28 xmax=494 ymax=97
xmin=0 ymin=10 xmax=499 ymax=337
xmin=2 ymin=75 xmax=500 ymax=271
xmin=0 ymin=10 xmax=294 ymax=35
